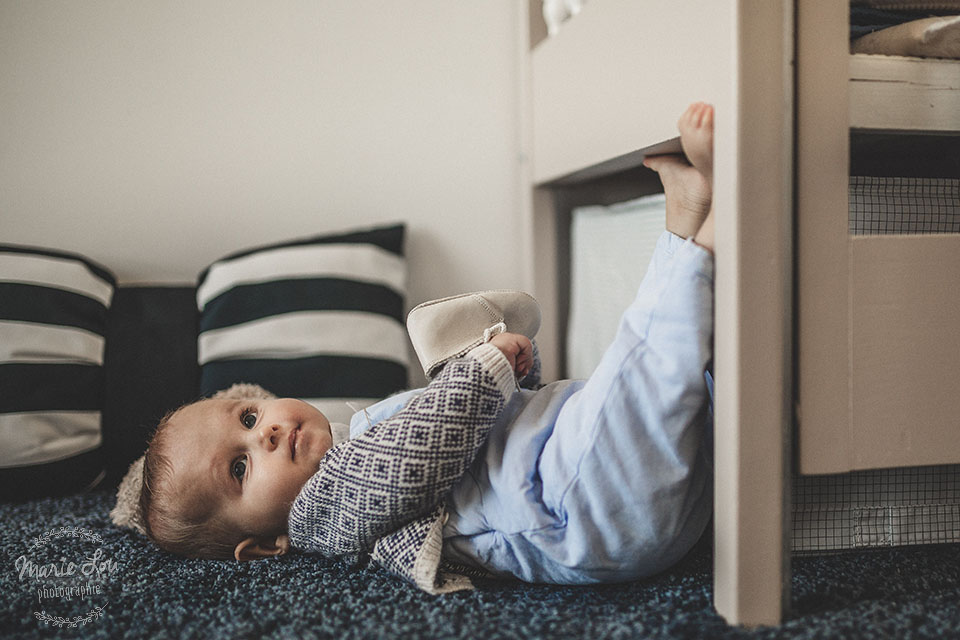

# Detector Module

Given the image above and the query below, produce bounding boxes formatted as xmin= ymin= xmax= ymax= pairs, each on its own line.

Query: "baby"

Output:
xmin=129 ymin=102 xmax=717 ymax=593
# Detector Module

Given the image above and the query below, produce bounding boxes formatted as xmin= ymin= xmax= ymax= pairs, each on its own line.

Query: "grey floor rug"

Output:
xmin=2 ymin=490 xmax=959 ymax=639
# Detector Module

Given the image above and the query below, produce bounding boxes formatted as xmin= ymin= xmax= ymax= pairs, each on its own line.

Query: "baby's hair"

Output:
xmin=139 ymin=406 xmax=240 ymax=560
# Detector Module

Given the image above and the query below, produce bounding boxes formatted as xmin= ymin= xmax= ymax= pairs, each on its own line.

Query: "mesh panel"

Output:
xmin=849 ymin=176 xmax=960 ymax=235
xmin=793 ymin=466 xmax=960 ymax=553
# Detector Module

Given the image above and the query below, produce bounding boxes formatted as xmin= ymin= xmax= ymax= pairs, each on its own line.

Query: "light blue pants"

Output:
xmin=441 ymin=232 xmax=715 ymax=584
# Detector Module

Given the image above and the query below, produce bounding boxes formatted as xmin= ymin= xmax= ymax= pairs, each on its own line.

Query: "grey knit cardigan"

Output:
xmin=287 ymin=343 xmax=517 ymax=594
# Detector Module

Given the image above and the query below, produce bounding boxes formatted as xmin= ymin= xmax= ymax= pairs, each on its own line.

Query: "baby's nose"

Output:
xmin=260 ymin=423 xmax=282 ymax=448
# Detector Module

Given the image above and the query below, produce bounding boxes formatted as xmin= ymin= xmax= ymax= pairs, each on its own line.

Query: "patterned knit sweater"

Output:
xmin=287 ymin=343 xmax=516 ymax=594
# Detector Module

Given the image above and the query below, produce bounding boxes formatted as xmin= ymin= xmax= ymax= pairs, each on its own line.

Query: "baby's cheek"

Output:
xmin=282 ymin=472 xmax=311 ymax=504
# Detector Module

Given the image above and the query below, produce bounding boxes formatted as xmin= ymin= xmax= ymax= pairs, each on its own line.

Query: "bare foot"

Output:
xmin=643 ymin=154 xmax=712 ymax=239
xmin=678 ymin=102 xmax=714 ymax=182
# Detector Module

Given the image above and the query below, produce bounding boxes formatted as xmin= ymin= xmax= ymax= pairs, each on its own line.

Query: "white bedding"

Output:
xmin=566 ymin=193 xmax=665 ymax=379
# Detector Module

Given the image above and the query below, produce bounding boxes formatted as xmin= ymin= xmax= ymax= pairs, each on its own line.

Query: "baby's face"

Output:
xmin=165 ymin=397 xmax=333 ymax=540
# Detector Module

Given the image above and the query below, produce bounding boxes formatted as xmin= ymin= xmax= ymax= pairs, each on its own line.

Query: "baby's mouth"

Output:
xmin=289 ymin=425 xmax=301 ymax=461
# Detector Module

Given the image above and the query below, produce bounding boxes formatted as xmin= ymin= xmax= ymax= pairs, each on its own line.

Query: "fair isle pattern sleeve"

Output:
xmin=287 ymin=343 xmax=515 ymax=559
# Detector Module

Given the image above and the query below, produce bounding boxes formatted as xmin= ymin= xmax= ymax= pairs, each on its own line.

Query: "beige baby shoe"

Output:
xmin=407 ymin=290 xmax=541 ymax=379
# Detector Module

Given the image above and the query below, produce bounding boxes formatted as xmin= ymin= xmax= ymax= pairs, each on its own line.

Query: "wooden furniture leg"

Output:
xmin=712 ymin=0 xmax=793 ymax=626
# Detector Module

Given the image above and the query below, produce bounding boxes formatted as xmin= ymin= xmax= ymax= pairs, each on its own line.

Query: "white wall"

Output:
xmin=0 ymin=1 xmax=523 ymax=311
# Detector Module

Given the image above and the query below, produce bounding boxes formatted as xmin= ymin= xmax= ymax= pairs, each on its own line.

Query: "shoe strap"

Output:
xmin=482 ymin=322 xmax=506 ymax=343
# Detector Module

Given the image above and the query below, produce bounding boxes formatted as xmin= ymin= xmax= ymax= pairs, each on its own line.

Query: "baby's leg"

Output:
xmin=534 ymin=237 xmax=715 ymax=581
xmin=535 ymin=104 xmax=717 ymax=581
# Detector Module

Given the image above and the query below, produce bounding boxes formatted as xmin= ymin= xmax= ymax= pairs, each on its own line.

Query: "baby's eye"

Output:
xmin=241 ymin=409 xmax=258 ymax=429
xmin=232 ymin=457 xmax=247 ymax=480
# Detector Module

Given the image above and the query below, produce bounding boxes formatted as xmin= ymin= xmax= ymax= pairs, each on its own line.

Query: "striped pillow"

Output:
xmin=196 ymin=224 xmax=409 ymax=424
xmin=0 ymin=245 xmax=115 ymax=500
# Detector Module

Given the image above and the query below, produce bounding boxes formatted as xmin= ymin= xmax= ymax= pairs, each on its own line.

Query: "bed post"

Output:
xmin=712 ymin=0 xmax=794 ymax=626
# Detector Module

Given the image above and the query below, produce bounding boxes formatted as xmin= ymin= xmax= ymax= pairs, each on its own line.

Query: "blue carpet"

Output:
xmin=2 ymin=490 xmax=959 ymax=639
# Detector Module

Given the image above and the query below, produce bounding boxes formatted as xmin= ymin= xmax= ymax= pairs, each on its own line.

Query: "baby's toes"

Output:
xmin=678 ymin=102 xmax=706 ymax=135
xmin=697 ymin=104 xmax=714 ymax=131
xmin=643 ymin=154 xmax=687 ymax=174
xmin=689 ymin=102 xmax=711 ymax=129
xmin=691 ymin=102 xmax=705 ymax=122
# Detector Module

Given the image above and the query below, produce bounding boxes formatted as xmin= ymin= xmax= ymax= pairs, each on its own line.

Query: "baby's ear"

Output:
xmin=234 ymin=534 xmax=290 ymax=561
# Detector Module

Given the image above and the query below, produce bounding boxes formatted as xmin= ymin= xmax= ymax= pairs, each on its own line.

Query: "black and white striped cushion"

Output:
xmin=197 ymin=224 xmax=409 ymax=424
xmin=0 ymin=245 xmax=115 ymax=500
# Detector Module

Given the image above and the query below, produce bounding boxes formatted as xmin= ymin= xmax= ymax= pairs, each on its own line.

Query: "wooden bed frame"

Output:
xmin=517 ymin=0 xmax=960 ymax=626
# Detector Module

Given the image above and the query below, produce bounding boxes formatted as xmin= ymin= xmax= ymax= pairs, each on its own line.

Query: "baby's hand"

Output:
xmin=487 ymin=332 xmax=534 ymax=379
